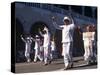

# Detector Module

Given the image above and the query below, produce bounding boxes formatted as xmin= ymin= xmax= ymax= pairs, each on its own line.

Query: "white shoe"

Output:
xmin=64 ymin=64 xmax=71 ymax=70
xmin=43 ymin=62 xmax=48 ymax=66
xmin=27 ymin=59 xmax=31 ymax=63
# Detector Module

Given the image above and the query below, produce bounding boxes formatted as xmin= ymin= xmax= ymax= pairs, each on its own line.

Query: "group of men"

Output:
xmin=20 ymin=16 xmax=97 ymax=70
xmin=21 ymin=26 xmax=55 ymax=65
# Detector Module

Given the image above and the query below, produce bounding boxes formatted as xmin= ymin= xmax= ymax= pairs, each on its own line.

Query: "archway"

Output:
xmin=30 ymin=22 xmax=50 ymax=37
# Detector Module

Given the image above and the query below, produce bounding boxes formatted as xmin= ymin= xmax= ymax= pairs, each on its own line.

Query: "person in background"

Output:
xmin=73 ymin=26 xmax=84 ymax=57
xmin=39 ymin=38 xmax=44 ymax=61
xmin=50 ymin=36 xmax=56 ymax=60
xmin=39 ymin=26 xmax=52 ymax=65
xmin=33 ymin=35 xmax=43 ymax=63
xmin=91 ymin=25 xmax=97 ymax=63
xmin=21 ymin=35 xmax=33 ymax=62
xmin=83 ymin=25 xmax=95 ymax=65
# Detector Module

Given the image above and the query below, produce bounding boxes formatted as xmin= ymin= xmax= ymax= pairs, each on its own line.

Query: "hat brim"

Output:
xmin=63 ymin=19 xmax=70 ymax=22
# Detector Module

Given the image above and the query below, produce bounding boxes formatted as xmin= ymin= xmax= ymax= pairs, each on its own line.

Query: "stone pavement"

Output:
xmin=15 ymin=57 xmax=97 ymax=73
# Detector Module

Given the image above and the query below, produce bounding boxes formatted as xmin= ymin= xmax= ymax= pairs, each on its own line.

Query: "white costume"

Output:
xmin=83 ymin=32 xmax=95 ymax=63
xmin=34 ymin=35 xmax=43 ymax=62
xmin=50 ymin=41 xmax=56 ymax=59
xmin=40 ymin=27 xmax=51 ymax=64
xmin=53 ymin=16 xmax=75 ymax=68
xmin=21 ymin=36 xmax=33 ymax=62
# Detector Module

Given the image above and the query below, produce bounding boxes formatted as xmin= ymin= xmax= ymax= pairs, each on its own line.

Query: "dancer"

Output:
xmin=50 ymin=36 xmax=56 ymax=60
xmin=83 ymin=25 xmax=95 ymax=64
xmin=39 ymin=26 xmax=52 ymax=65
xmin=21 ymin=35 xmax=33 ymax=62
xmin=52 ymin=16 xmax=75 ymax=70
xmin=33 ymin=35 xmax=43 ymax=63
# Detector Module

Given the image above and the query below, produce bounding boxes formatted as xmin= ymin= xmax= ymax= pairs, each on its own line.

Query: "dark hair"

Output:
xmin=43 ymin=30 xmax=47 ymax=34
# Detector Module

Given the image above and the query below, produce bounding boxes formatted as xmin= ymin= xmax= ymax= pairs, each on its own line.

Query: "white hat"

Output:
xmin=35 ymin=35 xmax=39 ymax=38
xmin=63 ymin=16 xmax=70 ymax=21
xmin=26 ymin=37 xmax=30 ymax=39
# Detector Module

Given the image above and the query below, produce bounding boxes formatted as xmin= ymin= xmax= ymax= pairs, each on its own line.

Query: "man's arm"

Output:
xmin=69 ymin=16 xmax=75 ymax=29
xmin=31 ymin=37 xmax=36 ymax=41
xmin=21 ymin=35 xmax=26 ymax=42
xmin=69 ymin=16 xmax=74 ymax=24
xmin=52 ymin=16 xmax=63 ymax=30
xmin=38 ymin=29 xmax=44 ymax=37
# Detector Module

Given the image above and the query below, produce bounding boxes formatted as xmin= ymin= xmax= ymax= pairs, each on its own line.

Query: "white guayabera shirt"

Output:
xmin=53 ymin=22 xmax=75 ymax=43
xmin=43 ymin=32 xmax=51 ymax=47
xmin=34 ymin=39 xmax=40 ymax=50
xmin=83 ymin=32 xmax=95 ymax=46
xmin=39 ymin=28 xmax=51 ymax=48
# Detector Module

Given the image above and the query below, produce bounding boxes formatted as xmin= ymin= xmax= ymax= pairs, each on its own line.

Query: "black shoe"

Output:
xmin=64 ymin=67 xmax=68 ymax=70
xmin=71 ymin=63 xmax=73 ymax=68
xmin=64 ymin=64 xmax=71 ymax=70
xmin=48 ymin=60 xmax=52 ymax=64
xmin=44 ymin=63 xmax=48 ymax=66
xmin=64 ymin=67 xmax=70 ymax=70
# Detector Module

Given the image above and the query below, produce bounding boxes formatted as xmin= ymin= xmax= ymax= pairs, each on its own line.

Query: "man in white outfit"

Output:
xmin=52 ymin=16 xmax=75 ymax=70
xmin=39 ymin=27 xmax=51 ymax=65
xmin=83 ymin=25 xmax=96 ymax=65
xmin=33 ymin=35 xmax=43 ymax=62
xmin=50 ymin=36 xmax=56 ymax=60
xmin=21 ymin=35 xmax=33 ymax=62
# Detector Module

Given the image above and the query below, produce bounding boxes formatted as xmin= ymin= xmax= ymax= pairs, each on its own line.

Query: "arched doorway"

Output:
xmin=30 ymin=22 xmax=50 ymax=36
xmin=16 ymin=18 xmax=25 ymax=62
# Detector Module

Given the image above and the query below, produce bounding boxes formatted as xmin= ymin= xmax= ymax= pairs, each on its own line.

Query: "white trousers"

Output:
xmin=62 ymin=42 xmax=73 ymax=67
xmin=34 ymin=48 xmax=43 ymax=62
xmin=84 ymin=40 xmax=93 ymax=62
xmin=25 ymin=49 xmax=30 ymax=60
xmin=44 ymin=46 xmax=51 ymax=64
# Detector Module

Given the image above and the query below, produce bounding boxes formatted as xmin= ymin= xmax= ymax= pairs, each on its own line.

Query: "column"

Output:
xmin=82 ymin=6 xmax=85 ymax=16
xmin=92 ymin=8 xmax=96 ymax=18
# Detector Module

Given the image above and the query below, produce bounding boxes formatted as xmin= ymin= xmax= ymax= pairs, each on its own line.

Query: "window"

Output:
xmin=71 ymin=6 xmax=82 ymax=14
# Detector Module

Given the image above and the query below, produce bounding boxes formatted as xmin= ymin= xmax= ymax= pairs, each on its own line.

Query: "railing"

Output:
xmin=17 ymin=2 xmax=96 ymax=24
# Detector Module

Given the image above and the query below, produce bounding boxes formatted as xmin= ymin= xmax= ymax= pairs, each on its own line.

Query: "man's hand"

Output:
xmin=20 ymin=35 xmax=23 ymax=37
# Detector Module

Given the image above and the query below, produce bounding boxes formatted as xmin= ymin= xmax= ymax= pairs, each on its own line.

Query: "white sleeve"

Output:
xmin=39 ymin=31 xmax=44 ymax=37
xmin=21 ymin=37 xmax=26 ymax=42
xmin=92 ymin=32 xmax=95 ymax=40
xmin=70 ymin=24 xmax=75 ymax=29
xmin=83 ymin=33 xmax=85 ymax=40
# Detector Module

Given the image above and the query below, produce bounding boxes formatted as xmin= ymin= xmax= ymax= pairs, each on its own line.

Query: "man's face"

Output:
xmin=64 ymin=19 xmax=70 ymax=25
xmin=86 ymin=26 xmax=90 ymax=32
